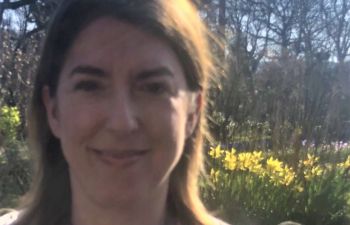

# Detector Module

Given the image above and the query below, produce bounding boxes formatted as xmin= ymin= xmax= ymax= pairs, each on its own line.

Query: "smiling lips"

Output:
xmin=89 ymin=147 xmax=149 ymax=166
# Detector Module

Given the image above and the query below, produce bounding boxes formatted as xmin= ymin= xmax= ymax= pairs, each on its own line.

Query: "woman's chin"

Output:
xmin=91 ymin=188 xmax=145 ymax=208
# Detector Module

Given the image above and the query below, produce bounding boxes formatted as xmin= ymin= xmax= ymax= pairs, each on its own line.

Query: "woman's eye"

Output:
xmin=74 ymin=80 xmax=101 ymax=92
xmin=142 ymin=82 xmax=170 ymax=95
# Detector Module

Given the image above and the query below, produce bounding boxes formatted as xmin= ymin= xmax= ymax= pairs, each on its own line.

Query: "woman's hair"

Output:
xmin=18 ymin=0 xmax=218 ymax=225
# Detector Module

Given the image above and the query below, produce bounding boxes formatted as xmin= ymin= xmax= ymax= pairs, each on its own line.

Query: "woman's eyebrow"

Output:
xmin=136 ymin=67 xmax=174 ymax=80
xmin=69 ymin=65 xmax=106 ymax=78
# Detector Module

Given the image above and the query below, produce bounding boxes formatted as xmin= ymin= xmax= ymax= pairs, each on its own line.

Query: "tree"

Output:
xmin=321 ymin=0 xmax=350 ymax=63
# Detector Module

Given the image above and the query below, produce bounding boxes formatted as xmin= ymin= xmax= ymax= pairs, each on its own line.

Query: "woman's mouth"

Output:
xmin=88 ymin=147 xmax=149 ymax=167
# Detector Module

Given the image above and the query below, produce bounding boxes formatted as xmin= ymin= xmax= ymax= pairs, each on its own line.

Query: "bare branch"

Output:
xmin=0 ymin=0 xmax=35 ymax=10
xmin=0 ymin=0 xmax=36 ymax=25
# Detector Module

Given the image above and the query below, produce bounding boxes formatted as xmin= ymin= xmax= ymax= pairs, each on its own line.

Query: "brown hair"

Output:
xmin=19 ymin=1 xmax=218 ymax=225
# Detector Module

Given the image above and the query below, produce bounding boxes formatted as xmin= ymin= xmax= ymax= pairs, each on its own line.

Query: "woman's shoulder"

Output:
xmin=0 ymin=210 xmax=20 ymax=225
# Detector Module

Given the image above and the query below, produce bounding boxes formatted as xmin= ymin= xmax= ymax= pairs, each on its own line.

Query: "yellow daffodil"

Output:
xmin=223 ymin=148 xmax=237 ymax=171
xmin=302 ymin=154 xmax=319 ymax=167
xmin=209 ymin=145 xmax=224 ymax=159
xmin=235 ymin=151 xmax=264 ymax=174
xmin=278 ymin=166 xmax=296 ymax=186
xmin=266 ymin=157 xmax=284 ymax=173
xmin=237 ymin=152 xmax=252 ymax=171
xmin=345 ymin=156 xmax=350 ymax=168
xmin=304 ymin=165 xmax=324 ymax=180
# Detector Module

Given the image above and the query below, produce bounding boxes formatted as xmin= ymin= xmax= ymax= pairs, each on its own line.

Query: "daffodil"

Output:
xmin=282 ymin=167 xmax=296 ymax=186
xmin=304 ymin=165 xmax=324 ymax=180
xmin=302 ymin=153 xmax=319 ymax=167
xmin=345 ymin=156 xmax=350 ymax=168
xmin=223 ymin=148 xmax=237 ymax=170
xmin=266 ymin=157 xmax=283 ymax=173
xmin=209 ymin=145 xmax=224 ymax=159
xmin=235 ymin=151 xmax=264 ymax=174
xmin=238 ymin=152 xmax=252 ymax=171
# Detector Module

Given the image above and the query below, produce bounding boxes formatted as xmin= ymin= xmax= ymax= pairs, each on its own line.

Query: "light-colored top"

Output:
xmin=0 ymin=210 xmax=19 ymax=225
xmin=212 ymin=217 xmax=231 ymax=225
xmin=0 ymin=210 xmax=230 ymax=225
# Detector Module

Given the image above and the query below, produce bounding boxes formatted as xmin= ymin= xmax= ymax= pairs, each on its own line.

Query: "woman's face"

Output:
xmin=43 ymin=17 xmax=200 ymax=206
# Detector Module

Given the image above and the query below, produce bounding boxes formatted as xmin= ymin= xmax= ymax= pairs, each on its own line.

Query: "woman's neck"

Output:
xmin=70 ymin=183 xmax=170 ymax=225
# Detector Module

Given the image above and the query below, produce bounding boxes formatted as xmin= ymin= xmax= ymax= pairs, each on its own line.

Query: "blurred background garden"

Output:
xmin=0 ymin=0 xmax=349 ymax=225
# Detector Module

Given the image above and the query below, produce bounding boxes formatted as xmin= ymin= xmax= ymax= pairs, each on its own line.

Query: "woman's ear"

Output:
xmin=186 ymin=92 xmax=202 ymax=138
xmin=42 ymin=86 xmax=61 ymax=138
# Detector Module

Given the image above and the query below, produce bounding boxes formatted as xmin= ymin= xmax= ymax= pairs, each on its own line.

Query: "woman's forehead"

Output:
xmin=73 ymin=18 xmax=151 ymax=48
xmin=60 ymin=17 xmax=186 ymax=82
xmin=67 ymin=17 xmax=170 ymax=59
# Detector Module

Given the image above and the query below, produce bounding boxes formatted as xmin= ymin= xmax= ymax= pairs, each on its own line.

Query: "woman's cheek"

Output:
xmin=61 ymin=97 xmax=105 ymax=138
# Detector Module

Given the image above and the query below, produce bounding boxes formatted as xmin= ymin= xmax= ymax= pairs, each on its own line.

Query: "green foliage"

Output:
xmin=202 ymin=145 xmax=350 ymax=225
xmin=0 ymin=106 xmax=31 ymax=208
xmin=0 ymin=106 xmax=21 ymax=143
xmin=0 ymin=143 xmax=31 ymax=208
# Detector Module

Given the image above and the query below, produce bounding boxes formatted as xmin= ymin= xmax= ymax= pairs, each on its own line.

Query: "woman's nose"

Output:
xmin=105 ymin=91 xmax=139 ymax=134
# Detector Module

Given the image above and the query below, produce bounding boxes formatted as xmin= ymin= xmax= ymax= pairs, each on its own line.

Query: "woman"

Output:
xmin=1 ymin=0 xmax=226 ymax=225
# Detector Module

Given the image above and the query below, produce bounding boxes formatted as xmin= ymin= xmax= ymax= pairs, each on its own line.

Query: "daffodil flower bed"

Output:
xmin=202 ymin=145 xmax=350 ymax=225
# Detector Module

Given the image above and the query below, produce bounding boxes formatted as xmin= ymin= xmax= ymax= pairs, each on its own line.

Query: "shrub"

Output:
xmin=0 ymin=106 xmax=31 ymax=208
xmin=0 ymin=106 xmax=21 ymax=144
